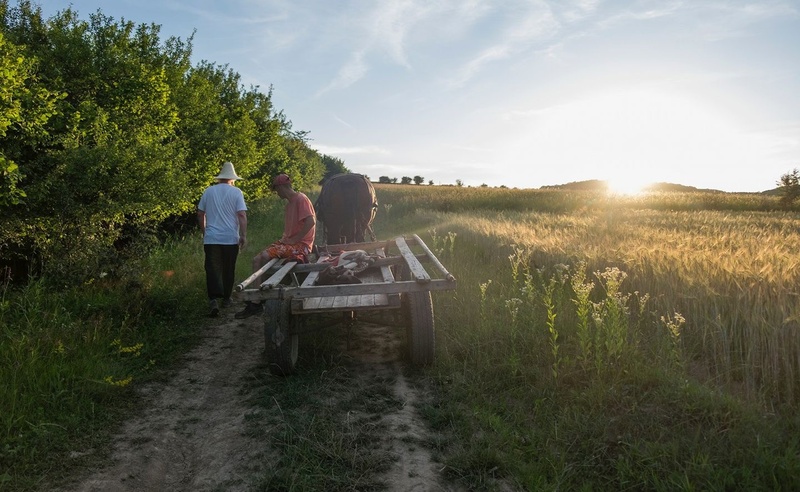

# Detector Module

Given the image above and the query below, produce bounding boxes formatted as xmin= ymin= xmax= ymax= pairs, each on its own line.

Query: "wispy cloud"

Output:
xmin=316 ymin=0 xmax=498 ymax=94
xmin=165 ymin=0 xmax=289 ymax=25
xmin=447 ymin=45 xmax=511 ymax=89
xmin=316 ymin=50 xmax=368 ymax=97
xmin=560 ymin=0 xmax=602 ymax=22
xmin=594 ymin=1 xmax=683 ymax=29
xmin=364 ymin=0 xmax=429 ymax=68
xmin=692 ymin=1 xmax=800 ymax=41
xmin=332 ymin=114 xmax=354 ymax=129
xmin=446 ymin=1 xmax=560 ymax=88
xmin=313 ymin=2 xmax=422 ymax=95
xmin=592 ymin=1 xmax=799 ymax=40
xmin=314 ymin=144 xmax=390 ymax=156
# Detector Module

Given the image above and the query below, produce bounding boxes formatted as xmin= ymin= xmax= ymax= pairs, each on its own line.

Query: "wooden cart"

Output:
xmin=234 ymin=234 xmax=457 ymax=376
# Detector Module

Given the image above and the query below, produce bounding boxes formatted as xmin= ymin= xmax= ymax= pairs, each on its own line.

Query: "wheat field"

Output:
xmin=375 ymin=185 xmax=800 ymax=410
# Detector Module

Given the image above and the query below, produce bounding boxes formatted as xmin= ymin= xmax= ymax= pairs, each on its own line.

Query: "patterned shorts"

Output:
xmin=264 ymin=241 xmax=309 ymax=263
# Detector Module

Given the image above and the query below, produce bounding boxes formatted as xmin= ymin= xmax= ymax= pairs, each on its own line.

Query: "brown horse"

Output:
xmin=315 ymin=173 xmax=378 ymax=244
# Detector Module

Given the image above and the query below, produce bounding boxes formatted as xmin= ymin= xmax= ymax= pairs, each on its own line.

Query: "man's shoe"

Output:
xmin=234 ymin=301 xmax=263 ymax=319
xmin=222 ymin=298 xmax=232 ymax=308
xmin=208 ymin=299 xmax=220 ymax=318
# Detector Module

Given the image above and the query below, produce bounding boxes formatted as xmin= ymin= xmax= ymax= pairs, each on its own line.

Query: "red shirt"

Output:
xmin=281 ymin=192 xmax=316 ymax=249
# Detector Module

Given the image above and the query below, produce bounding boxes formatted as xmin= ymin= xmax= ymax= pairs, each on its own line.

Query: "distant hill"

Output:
xmin=539 ymin=180 xmax=727 ymax=193
xmin=643 ymin=182 xmax=724 ymax=193
xmin=539 ymin=179 xmax=608 ymax=191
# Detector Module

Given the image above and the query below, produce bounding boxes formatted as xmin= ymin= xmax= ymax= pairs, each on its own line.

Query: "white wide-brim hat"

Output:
xmin=215 ymin=161 xmax=242 ymax=180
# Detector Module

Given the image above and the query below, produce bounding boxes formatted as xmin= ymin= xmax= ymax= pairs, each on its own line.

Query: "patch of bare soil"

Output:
xmin=341 ymin=322 xmax=453 ymax=491
xmin=54 ymin=306 xmax=458 ymax=491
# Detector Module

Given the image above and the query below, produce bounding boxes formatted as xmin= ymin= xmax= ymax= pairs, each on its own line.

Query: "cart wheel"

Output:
xmin=398 ymin=265 xmax=435 ymax=366
xmin=264 ymin=298 xmax=298 ymax=376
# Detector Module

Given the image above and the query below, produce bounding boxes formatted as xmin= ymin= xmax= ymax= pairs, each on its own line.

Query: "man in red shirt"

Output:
xmin=235 ymin=174 xmax=316 ymax=319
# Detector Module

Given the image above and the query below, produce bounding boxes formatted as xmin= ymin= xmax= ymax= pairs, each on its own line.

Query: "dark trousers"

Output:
xmin=204 ymin=244 xmax=239 ymax=300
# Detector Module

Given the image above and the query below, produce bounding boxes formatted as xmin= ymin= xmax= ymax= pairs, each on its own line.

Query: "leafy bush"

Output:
xmin=0 ymin=1 xmax=324 ymax=284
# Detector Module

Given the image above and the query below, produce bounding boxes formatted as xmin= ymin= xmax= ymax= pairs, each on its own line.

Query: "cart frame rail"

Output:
xmin=233 ymin=234 xmax=456 ymax=375
xmin=235 ymin=235 xmax=456 ymax=309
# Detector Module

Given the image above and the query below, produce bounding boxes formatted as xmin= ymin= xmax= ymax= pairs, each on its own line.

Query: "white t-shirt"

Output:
xmin=197 ymin=183 xmax=247 ymax=245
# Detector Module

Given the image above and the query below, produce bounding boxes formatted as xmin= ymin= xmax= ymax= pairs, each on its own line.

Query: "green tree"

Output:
xmin=321 ymin=154 xmax=349 ymax=181
xmin=413 ymin=175 xmax=424 ymax=185
xmin=378 ymin=176 xmax=391 ymax=184
xmin=275 ymin=134 xmax=323 ymax=192
xmin=0 ymin=31 xmax=62 ymax=207
xmin=401 ymin=176 xmax=412 ymax=185
xmin=0 ymin=6 xmax=192 ymax=279
xmin=0 ymin=2 xmax=321 ymax=282
xmin=778 ymin=168 xmax=800 ymax=208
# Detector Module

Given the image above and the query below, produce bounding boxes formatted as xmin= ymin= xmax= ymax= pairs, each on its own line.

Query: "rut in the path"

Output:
xmin=55 ymin=312 xmax=460 ymax=491
xmin=58 ymin=315 xmax=264 ymax=492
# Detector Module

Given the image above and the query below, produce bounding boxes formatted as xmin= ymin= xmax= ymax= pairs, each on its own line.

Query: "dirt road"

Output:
xmin=55 ymin=307 xmax=456 ymax=491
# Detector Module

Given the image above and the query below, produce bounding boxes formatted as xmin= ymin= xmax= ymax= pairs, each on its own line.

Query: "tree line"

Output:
xmin=0 ymin=1 xmax=345 ymax=283
xmin=378 ymin=176 xmax=434 ymax=185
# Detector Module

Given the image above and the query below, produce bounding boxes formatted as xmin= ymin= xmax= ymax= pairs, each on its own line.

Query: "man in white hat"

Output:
xmin=197 ymin=161 xmax=248 ymax=317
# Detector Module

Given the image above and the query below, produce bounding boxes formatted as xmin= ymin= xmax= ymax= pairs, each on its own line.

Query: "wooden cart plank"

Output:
xmin=381 ymin=266 xmax=395 ymax=283
xmin=411 ymin=233 xmax=456 ymax=282
xmin=298 ymin=249 xmax=394 ymax=312
xmin=319 ymin=296 xmax=336 ymax=309
xmin=284 ymin=254 xmax=424 ymax=274
xmin=375 ymin=247 xmax=397 ymax=283
xmin=372 ymin=294 xmax=389 ymax=306
xmin=236 ymin=258 xmax=282 ymax=291
xmin=303 ymin=296 xmax=323 ymax=310
xmin=348 ymin=294 xmax=373 ymax=308
xmin=240 ymin=278 xmax=454 ymax=302
xmin=260 ymin=261 xmax=297 ymax=290
xmin=395 ymin=237 xmax=431 ymax=283
xmin=236 ymin=236 xmax=457 ymax=305
xmin=300 ymin=292 xmax=391 ymax=312
xmin=301 ymin=271 xmax=320 ymax=287
xmin=317 ymin=239 xmax=394 ymax=254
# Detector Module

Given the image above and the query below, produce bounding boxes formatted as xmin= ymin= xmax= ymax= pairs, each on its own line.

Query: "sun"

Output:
xmin=501 ymin=83 xmax=755 ymax=191
xmin=606 ymin=176 xmax=651 ymax=195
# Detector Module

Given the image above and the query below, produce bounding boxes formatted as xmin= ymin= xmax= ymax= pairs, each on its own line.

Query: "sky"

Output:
xmin=35 ymin=0 xmax=800 ymax=192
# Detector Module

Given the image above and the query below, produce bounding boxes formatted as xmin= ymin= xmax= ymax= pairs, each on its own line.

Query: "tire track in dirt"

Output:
xmin=54 ymin=309 xmax=458 ymax=491
xmin=56 ymin=312 xmax=265 ymax=492
xmin=339 ymin=322 xmax=454 ymax=491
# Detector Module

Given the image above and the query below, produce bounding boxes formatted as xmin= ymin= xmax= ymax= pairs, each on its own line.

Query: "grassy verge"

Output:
xmin=0 ymin=253 xmax=204 ymax=489
xmin=0 ymin=197 xmax=285 ymax=490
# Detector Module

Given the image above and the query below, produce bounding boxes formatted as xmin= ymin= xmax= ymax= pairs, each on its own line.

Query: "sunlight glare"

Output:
xmin=606 ymin=176 xmax=649 ymax=195
xmin=500 ymin=85 xmax=763 ymax=190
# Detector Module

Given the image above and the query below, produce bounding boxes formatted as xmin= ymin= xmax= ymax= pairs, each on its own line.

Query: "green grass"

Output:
xmin=242 ymin=328 xmax=400 ymax=491
xmin=370 ymin=186 xmax=800 ymax=491
xmin=4 ymin=185 xmax=800 ymax=490
xmin=0 ymin=197 xmax=286 ymax=490
xmin=0 ymin=270 xmax=203 ymax=489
